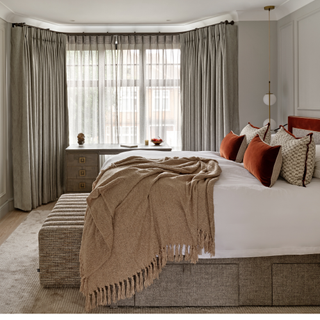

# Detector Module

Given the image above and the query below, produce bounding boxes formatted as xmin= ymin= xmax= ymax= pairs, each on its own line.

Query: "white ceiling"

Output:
xmin=0 ymin=0 xmax=314 ymax=32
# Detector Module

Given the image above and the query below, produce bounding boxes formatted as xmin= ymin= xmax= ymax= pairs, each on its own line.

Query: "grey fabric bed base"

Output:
xmin=131 ymin=254 xmax=320 ymax=307
xmin=39 ymin=194 xmax=320 ymax=307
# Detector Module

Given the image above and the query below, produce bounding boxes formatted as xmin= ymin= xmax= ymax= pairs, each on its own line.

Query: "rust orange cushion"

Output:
xmin=243 ymin=135 xmax=282 ymax=187
xmin=220 ymin=131 xmax=247 ymax=162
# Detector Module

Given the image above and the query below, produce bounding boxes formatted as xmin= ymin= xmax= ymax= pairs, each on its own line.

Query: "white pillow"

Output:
xmin=314 ymin=145 xmax=320 ymax=179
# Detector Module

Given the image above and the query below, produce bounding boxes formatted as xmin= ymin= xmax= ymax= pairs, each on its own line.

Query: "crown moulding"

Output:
xmin=0 ymin=0 xmax=314 ymax=33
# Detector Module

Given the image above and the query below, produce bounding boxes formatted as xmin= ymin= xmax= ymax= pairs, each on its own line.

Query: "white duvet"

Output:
xmin=101 ymin=150 xmax=320 ymax=259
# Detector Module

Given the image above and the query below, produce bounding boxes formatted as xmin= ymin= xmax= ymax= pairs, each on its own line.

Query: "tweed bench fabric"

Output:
xmin=38 ymin=193 xmax=88 ymax=287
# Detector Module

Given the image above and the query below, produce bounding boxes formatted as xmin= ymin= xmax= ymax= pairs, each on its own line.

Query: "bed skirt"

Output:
xmin=38 ymin=194 xmax=320 ymax=307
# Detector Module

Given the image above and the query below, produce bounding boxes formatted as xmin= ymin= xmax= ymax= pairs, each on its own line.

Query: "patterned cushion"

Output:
xmin=220 ymin=131 xmax=247 ymax=163
xmin=272 ymin=126 xmax=315 ymax=186
xmin=314 ymin=145 xmax=320 ymax=179
xmin=240 ymin=122 xmax=271 ymax=146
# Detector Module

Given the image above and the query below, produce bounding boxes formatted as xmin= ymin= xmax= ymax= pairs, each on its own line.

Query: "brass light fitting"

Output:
xmin=264 ymin=6 xmax=275 ymax=10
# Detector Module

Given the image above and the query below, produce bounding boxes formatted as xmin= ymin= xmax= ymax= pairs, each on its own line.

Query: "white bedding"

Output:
xmin=101 ymin=150 xmax=320 ymax=259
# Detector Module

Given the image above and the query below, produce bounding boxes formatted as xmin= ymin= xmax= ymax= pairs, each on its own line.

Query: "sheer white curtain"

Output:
xmin=67 ymin=34 xmax=181 ymax=150
xmin=142 ymin=35 xmax=181 ymax=149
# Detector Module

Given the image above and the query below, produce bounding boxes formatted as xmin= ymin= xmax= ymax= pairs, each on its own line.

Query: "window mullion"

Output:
xmin=98 ymin=47 xmax=105 ymax=143
xmin=139 ymin=47 xmax=145 ymax=143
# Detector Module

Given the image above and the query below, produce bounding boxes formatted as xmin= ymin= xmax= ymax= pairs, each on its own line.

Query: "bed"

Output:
xmin=39 ymin=115 xmax=320 ymax=308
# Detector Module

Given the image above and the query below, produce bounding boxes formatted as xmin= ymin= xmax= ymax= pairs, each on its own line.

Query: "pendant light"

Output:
xmin=263 ymin=5 xmax=276 ymax=130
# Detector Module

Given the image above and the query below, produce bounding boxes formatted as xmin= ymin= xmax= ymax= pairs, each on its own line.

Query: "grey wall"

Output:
xmin=1 ymin=5 xmax=317 ymax=220
xmin=0 ymin=20 xmax=282 ymax=221
xmin=238 ymin=21 xmax=278 ymax=131
xmin=0 ymin=19 xmax=13 ymax=220
xmin=278 ymin=0 xmax=320 ymax=124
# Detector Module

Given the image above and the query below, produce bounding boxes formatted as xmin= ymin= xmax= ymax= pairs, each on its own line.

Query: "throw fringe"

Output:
xmin=111 ymin=284 xmax=116 ymax=303
xmin=130 ymin=277 xmax=135 ymax=297
xmin=117 ymin=283 xmax=121 ymax=301
xmin=125 ymin=279 xmax=129 ymax=298
xmin=103 ymin=286 xmax=107 ymax=304
xmin=82 ymin=228 xmax=214 ymax=311
xmin=107 ymin=285 xmax=111 ymax=304
xmin=121 ymin=281 xmax=126 ymax=300
xmin=139 ymin=272 xmax=143 ymax=292
xmin=98 ymin=288 xmax=102 ymax=305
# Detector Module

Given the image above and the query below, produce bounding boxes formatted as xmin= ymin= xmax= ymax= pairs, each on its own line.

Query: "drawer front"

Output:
xmin=66 ymin=153 xmax=98 ymax=167
xmin=66 ymin=179 xmax=95 ymax=193
xmin=67 ymin=166 xmax=98 ymax=179
xmin=273 ymin=263 xmax=320 ymax=305
xmin=135 ymin=263 xmax=239 ymax=307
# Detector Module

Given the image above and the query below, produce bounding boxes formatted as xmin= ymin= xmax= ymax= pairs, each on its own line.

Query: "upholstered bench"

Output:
xmin=38 ymin=193 xmax=88 ymax=288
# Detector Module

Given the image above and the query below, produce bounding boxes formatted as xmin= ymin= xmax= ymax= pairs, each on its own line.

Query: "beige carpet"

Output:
xmin=0 ymin=206 xmax=320 ymax=314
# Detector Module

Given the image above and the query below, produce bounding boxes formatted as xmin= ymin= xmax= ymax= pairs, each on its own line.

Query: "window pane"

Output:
xmin=104 ymin=86 xmax=140 ymax=144
xmin=67 ymin=50 xmax=99 ymax=144
xmin=67 ymin=46 xmax=181 ymax=150
xmin=105 ymin=50 xmax=116 ymax=80
xmin=104 ymin=49 xmax=140 ymax=144
xmin=146 ymin=49 xmax=180 ymax=80
xmin=105 ymin=50 xmax=139 ymax=81
xmin=145 ymin=49 xmax=181 ymax=149
xmin=151 ymin=89 xmax=170 ymax=111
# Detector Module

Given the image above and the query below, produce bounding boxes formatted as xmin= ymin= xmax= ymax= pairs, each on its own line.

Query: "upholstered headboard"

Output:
xmin=288 ymin=116 xmax=320 ymax=144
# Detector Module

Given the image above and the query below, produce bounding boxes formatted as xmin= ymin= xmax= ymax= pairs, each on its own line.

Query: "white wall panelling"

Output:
xmin=0 ymin=19 xmax=13 ymax=220
xmin=297 ymin=8 xmax=320 ymax=113
xmin=278 ymin=0 xmax=320 ymax=120
xmin=0 ymin=20 xmax=6 ymax=201
xmin=278 ymin=21 xmax=294 ymax=126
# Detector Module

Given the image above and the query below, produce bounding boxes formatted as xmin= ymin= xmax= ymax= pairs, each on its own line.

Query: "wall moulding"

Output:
xmin=0 ymin=21 xmax=7 ymax=201
xmin=0 ymin=2 xmax=237 ymax=33
xmin=278 ymin=21 xmax=294 ymax=125
xmin=296 ymin=8 xmax=320 ymax=113
xmin=0 ymin=0 xmax=315 ymax=33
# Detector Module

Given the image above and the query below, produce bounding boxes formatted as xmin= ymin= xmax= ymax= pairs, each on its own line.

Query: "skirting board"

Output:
xmin=0 ymin=198 xmax=14 ymax=220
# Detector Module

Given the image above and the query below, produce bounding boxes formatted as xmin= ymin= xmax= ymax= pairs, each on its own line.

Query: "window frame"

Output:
xmin=67 ymin=46 xmax=180 ymax=145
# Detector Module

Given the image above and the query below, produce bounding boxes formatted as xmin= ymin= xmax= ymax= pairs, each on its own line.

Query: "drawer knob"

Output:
xmin=79 ymin=169 xmax=86 ymax=177
xmin=79 ymin=182 xmax=86 ymax=189
xmin=79 ymin=157 xmax=86 ymax=164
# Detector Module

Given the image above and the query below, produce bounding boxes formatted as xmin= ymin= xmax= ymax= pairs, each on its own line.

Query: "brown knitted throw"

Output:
xmin=79 ymin=156 xmax=221 ymax=311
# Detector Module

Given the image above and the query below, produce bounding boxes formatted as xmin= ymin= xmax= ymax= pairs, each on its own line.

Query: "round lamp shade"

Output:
xmin=263 ymin=118 xmax=277 ymax=131
xmin=263 ymin=93 xmax=277 ymax=106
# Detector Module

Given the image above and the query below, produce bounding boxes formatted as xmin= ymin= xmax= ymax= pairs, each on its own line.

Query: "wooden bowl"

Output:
xmin=151 ymin=139 xmax=163 ymax=146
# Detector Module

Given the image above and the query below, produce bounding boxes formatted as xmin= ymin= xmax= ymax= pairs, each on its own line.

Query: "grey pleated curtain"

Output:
xmin=180 ymin=23 xmax=239 ymax=151
xmin=11 ymin=26 xmax=68 ymax=211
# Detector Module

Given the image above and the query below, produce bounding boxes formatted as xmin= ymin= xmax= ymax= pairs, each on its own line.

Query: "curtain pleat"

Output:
xmin=11 ymin=26 xmax=68 ymax=211
xmin=180 ymin=24 xmax=239 ymax=151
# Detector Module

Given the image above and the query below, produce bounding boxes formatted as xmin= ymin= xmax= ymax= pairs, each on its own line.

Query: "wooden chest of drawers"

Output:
xmin=65 ymin=143 xmax=172 ymax=193
xmin=65 ymin=151 xmax=99 ymax=193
